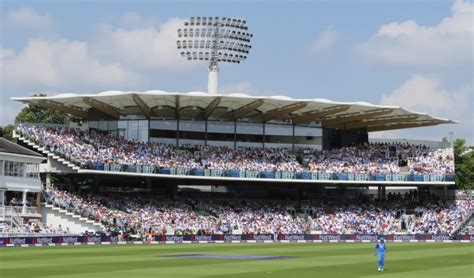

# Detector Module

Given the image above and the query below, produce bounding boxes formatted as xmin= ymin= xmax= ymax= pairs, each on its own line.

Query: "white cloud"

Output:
xmin=0 ymin=48 xmax=15 ymax=60
xmin=1 ymin=39 xmax=142 ymax=91
xmin=358 ymin=0 xmax=473 ymax=68
xmin=380 ymin=75 xmax=470 ymax=116
xmin=4 ymin=7 xmax=54 ymax=30
xmin=93 ymin=18 xmax=199 ymax=71
xmin=311 ymin=28 xmax=339 ymax=53
xmin=375 ymin=75 xmax=473 ymax=144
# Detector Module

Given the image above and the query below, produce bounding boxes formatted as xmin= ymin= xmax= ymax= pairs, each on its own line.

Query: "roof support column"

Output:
xmin=22 ymin=190 xmax=28 ymax=214
xmin=292 ymin=124 xmax=295 ymax=152
xmin=176 ymin=118 xmax=180 ymax=147
xmin=205 ymin=120 xmax=208 ymax=146
xmin=233 ymin=121 xmax=237 ymax=150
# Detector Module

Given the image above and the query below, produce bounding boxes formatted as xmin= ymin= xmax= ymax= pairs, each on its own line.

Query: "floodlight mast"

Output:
xmin=177 ymin=17 xmax=253 ymax=94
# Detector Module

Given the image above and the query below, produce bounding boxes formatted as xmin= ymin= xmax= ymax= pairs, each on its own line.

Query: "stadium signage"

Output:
xmin=319 ymin=235 xmax=342 ymax=241
xmin=355 ymin=235 xmax=379 ymax=241
xmin=224 ymin=234 xmax=242 ymax=242
xmin=252 ymin=234 xmax=273 ymax=242
xmin=165 ymin=235 xmax=184 ymax=243
xmin=431 ymin=235 xmax=451 ymax=242
xmin=393 ymin=235 xmax=417 ymax=242
xmin=62 ymin=236 xmax=80 ymax=244
xmin=2 ymin=234 xmax=473 ymax=247
xmin=285 ymin=234 xmax=306 ymax=241
xmin=35 ymin=237 xmax=54 ymax=245
xmin=9 ymin=237 xmax=27 ymax=245
xmin=87 ymin=236 xmax=102 ymax=243
xmin=195 ymin=235 xmax=213 ymax=242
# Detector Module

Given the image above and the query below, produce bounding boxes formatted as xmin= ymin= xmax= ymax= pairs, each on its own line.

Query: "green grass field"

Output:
xmin=1 ymin=243 xmax=473 ymax=278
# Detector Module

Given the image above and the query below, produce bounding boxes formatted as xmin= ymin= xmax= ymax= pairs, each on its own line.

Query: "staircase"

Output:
xmin=41 ymin=203 xmax=104 ymax=234
xmin=454 ymin=212 xmax=474 ymax=235
xmin=13 ymin=131 xmax=80 ymax=172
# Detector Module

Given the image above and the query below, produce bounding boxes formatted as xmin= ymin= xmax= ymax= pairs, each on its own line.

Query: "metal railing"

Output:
xmin=0 ymin=206 xmax=22 ymax=227
xmin=98 ymin=164 xmax=455 ymax=182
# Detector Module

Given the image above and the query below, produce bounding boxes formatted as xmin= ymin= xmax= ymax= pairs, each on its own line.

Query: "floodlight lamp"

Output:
xmin=177 ymin=16 xmax=253 ymax=94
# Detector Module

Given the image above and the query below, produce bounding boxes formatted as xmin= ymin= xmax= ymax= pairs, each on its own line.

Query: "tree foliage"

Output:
xmin=15 ymin=94 xmax=74 ymax=124
xmin=454 ymin=138 xmax=474 ymax=190
xmin=0 ymin=125 xmax=15 ymax=142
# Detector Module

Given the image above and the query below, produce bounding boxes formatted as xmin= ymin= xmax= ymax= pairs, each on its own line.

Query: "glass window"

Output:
xmin=295 ymin=126 xmax=322 ymax=137
xmin=265 ymin=124 xmax=293 ymax=136
xmin=98 ymin=121 xmax=108 ymax=131
xmin=4 ymin=161 xmax=25 ymax=177
xmin=118 ymin=121 xmax=128 ymax=139
xmin=207 ymin=121 xmax=235 ymax=134
xmin=236 ymin=122 xmax=263 ymax=135
xmin=25 ymin=163 xmax=39 ymax=179
xmin=89 ymin=121 xmax=99 ymax=129
xmin=150 ymin=120 xmax=177 ymax=130
xmin=108 ymin=121 xmax=118 ymax=131
xmin=128 ymin=120 xmax=139 ymax=141
xmin=138 ymin=120 xmax=148 ymax=143
xmin=179 ymin=120 xmax=205 ymax=132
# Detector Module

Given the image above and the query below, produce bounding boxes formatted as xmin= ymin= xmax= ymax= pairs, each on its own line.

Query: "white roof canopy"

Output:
xmin=12 ymin=90 xmax=457 ymax=132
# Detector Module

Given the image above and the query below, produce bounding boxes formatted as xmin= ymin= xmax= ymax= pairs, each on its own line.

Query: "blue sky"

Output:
xmin=1 ymin=0 xmax=472 ymax=144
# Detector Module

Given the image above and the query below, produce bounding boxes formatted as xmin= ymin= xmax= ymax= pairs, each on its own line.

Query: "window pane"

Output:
xmin=179 ymin=120 xmax=205 ymax=132
xmin=295 ymin=126 xmax=322 ymax=137
xmin=265 ymin=124 xmax=293 ymax=136
xmin=236 ymin=122 xmax=263 ymax=135
xmin=150 ymin=120 xmax=177 ymax=130
xmin=207 ymin=121 xmax=234 ymax=134
xmin=138 ymin=120 xmax=148 ymax=142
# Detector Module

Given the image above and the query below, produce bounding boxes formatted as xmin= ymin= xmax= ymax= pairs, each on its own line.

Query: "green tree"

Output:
xmin=15 ymin=94 xmax=74 ymax=124
xmin=454 ymin=138 xmax=474 ymax=190
xmin=0 ymin=125 xmax=15 ymax=142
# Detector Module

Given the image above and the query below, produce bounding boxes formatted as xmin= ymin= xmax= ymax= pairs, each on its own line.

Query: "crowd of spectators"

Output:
xmin=0 ymin=221 xmax=71 ymax=234
xmin=39 ymin=187 xmax=473 ymax=236
xmin=17 ymin=125 xmax=454 ymax=175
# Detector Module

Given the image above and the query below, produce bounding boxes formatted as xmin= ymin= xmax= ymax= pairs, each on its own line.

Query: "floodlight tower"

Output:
xmin=177 ymin=17 xmax=253 ymax=94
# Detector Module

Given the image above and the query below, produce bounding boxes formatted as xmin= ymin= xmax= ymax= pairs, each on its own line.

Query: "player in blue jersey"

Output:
xmin=375 ymin=237 xmax=387 ymax=271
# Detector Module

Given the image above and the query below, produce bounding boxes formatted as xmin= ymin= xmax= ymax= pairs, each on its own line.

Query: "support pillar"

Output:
xmin=377 ymin=186 xmax=382 ymax=199
xmin=36 ymin=192 xmax=41 ymax=213
xmin=443 ymin=185 xmax=448 ymax=200
xmin=205 ymin=120 xmax=208 ymax=146
xmin=0 ymin=189 xmax=5 ymax=207
xmin=292 ymin=124 xmax=295 ymax=152
xmin=46 ymin=172 xmax=52 ymax=188
xmin=382 ymin=186 xmax=386 ymax=200
xmin=22 ymin=190 xmax=28 ymax=214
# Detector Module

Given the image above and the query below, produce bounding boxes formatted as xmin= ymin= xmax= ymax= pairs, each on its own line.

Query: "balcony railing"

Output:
xmin=96 ymin=163 xmax=455 ymax=182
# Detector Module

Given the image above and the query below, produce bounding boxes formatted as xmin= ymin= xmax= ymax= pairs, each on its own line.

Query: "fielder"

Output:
xmin=375 ymin=237 xmax=387 ymax=271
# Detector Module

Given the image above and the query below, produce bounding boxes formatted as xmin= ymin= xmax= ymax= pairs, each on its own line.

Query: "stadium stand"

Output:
xmin=13 ymin=187 xmax=468 ymax=238
xmin=16 ymin=125 xmax=454 ymax=176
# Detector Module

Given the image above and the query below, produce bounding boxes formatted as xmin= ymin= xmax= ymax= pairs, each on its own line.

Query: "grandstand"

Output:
xmin=0 ymin=89 xmax=471 ymax=243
